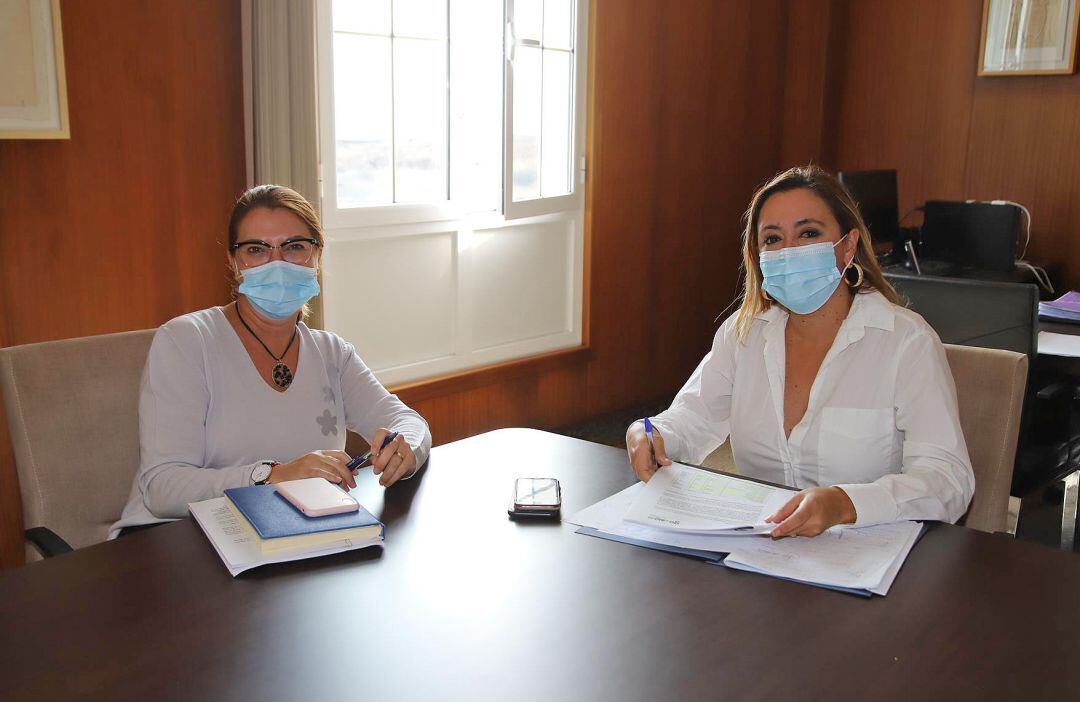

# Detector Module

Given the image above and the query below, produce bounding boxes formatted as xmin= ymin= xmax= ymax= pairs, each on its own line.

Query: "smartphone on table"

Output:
xmin=509 ymin=477 xmax=561 ymax=518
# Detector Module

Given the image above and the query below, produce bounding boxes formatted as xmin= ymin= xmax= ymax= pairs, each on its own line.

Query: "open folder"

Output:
xmin=569 ymin=465 xmax=923 ymax=597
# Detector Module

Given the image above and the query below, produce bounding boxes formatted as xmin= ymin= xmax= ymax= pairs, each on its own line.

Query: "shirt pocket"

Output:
xmin=817 ymin=407 xmax=899 ymax=486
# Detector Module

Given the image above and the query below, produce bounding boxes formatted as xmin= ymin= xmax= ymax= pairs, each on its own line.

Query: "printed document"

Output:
xmin=623 ymin=463 xmax=796 ymax=534
xmin=570 ymin=482 xmax=924 ymax=595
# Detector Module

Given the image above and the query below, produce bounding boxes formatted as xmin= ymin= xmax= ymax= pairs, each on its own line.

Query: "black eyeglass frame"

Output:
xmin=229 ymin=237 xmax=322 ymax=252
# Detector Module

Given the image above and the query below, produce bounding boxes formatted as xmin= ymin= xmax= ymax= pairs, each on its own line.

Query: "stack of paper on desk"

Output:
xmin=623 ymin=463 xmax=796 ymax=534
xmin=569 ymin=464 xmax=923 ymax=597
xmin=189 ymin=497 xmax=383 ymax=577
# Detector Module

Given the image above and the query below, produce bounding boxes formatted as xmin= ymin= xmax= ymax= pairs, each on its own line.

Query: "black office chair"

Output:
xmin=885 ymin=272 xmax=1080 ymax=549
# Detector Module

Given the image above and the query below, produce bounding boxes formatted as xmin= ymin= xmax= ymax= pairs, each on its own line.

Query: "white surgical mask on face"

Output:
xmin=759 ymin=237 xmax=854 ymax=315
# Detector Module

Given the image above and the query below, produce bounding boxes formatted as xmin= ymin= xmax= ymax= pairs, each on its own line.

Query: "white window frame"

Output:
xmin=315 ymin=0 xmax=461 ymax=230
xmin=315 ymin=0 xmax=589 ymax=386
xmin=503 ymin=0 xmax=588 ymax=220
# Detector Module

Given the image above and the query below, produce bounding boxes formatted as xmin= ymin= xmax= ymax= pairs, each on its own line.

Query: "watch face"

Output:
xmin=252 ymin=463 xmax=272 ymax=484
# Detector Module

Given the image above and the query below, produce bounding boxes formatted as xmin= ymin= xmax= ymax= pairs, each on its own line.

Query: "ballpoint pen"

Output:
xmin=346 ymin=432 xmax=399 ymax=471
xmin=643 ymin=417 xmax=658 ymax=469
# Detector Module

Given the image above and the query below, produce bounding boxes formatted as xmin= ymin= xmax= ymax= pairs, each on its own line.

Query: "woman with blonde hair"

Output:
xmin=111 ymin=185 xmax=431 ymax=537
xmin=626 ymin=166 xmax=973 ymax=537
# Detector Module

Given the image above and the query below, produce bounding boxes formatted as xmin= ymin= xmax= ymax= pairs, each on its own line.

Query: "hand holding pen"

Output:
xmin=625 ymin=417 xmax=671 ymax=483
xmin=348 ymin=429 xmax=417 ymax=487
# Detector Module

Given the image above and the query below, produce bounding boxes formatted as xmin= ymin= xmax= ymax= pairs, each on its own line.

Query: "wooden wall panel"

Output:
xmin=826 ymin=0 xmax=1080 ymax=289
xmin=964 ymin=75 xmax=1080 ymax=285
xmin=0 ymin=0 xmax=246 ymax=569
xmin=585 ymin=0 xmax=788 ymax=417
xmin=828 ymin=0 xmax=982 ymax=212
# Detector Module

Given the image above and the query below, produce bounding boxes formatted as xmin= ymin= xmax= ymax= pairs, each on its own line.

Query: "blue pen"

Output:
xmin=643 ymin=417 xmax=659 ymax=469
xmin=346 ymin=432 xmax=399 ymax=471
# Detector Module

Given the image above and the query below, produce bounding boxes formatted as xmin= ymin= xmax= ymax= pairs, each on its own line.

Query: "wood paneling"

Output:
xmin=585 ymin=0 xmax=788 ymax=416
xmin=964 ymin=74 xmax=1080 ymax=285
xmin=0 ymin=0 xmax=246 ymax=568
xmin=827 ymin=0 xmax=981 ymax=207
xmin=825 ymin=0 xmax=1080 ymax=287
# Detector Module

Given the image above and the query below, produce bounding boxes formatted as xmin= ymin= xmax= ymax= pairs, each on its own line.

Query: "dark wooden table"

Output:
xmin=3 ymin=429 xmax=1080 ymax=701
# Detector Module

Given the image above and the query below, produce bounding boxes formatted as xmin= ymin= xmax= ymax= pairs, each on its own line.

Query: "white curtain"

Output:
xmin=243 ymin=0 xmax=322 ymax=323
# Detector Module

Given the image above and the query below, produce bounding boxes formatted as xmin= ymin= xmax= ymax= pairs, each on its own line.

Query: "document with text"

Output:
xmin=570 ymin=481 xmax=924 ymax=596
xmin=623 ymin=463 xmax=796 ymax=534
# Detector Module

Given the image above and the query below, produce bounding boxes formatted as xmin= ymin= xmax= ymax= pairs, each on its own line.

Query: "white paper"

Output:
xmin=623 ymin=463 xmax=795 ymax=534
xmin=569 ymin=483 xmax=776 ymax=553
xmin=1038 ymin=331 xmax=1080 ymax=358
xmin=571 ymin=484 xmax=923 ymax=595
xmin=189 ymin=498 xmax=382 ymax=576
xmin=722 ymin=520 xmax=923 ymax=593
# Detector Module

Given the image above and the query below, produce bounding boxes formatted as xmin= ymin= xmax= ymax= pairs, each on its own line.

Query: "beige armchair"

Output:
xmin=0 ymin=329 xmax=155 ymax=561
xmin=945 ymin=343 xmax=1028 ymax=533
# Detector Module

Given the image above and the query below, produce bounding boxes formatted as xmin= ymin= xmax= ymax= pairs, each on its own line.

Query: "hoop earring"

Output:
xmin=845 ymin=262 xmax=864 ymax=288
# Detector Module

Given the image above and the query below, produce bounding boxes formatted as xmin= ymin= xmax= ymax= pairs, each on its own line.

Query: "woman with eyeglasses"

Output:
xmin=111 ymin=185 xmax=431 ymax=537
xmin=625 ymin=166 xmax=974 ymax=538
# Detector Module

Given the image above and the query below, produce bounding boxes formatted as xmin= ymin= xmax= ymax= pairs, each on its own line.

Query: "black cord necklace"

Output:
xmin=235 ymin=302 xmax=298 ymax=389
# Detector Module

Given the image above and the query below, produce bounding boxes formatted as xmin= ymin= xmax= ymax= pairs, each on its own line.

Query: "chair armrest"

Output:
xmin=25 ymin=527 xmax=74 ymax=558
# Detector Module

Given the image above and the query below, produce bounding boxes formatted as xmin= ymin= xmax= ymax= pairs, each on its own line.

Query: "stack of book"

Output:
xmin=569 ymin=463 xmax=923 ymax=597
xmin=189 ymin=484 xmax=384 ymax=576
xmin=1039 ymin=291 xmax=1080 ymax=323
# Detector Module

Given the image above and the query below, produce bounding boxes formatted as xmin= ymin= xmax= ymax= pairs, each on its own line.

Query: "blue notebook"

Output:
xmin=224 ymin=484 xmax=383 ymax=540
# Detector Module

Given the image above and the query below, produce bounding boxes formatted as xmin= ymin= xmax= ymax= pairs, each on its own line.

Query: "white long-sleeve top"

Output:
xmin=649 ymin=291 xmax=974 ymax=528
xmin=110 ymin=307 xmax=432 ymax=538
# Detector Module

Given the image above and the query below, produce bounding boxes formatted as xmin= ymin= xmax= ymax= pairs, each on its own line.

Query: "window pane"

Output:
xmin=394 ymin=38 xmax=448 ymax=203
xmin=540 ymin=49 xmax=571 ymax=196
xmin=512 ymin=46 xmax=541 ymax=201
xmin=393 ymin=0 xmax=447 ymax=38
xmin=449 ymin=0 xmax=503 ymax=213
xmin=334 ymin=0 xmax=391 ymax=35
xmin=334 ymin=33 xmax=393 ymax=207
xmin=515 ymin=0 xmax=542 ymax=42
xmin=542 ymin=0 xmax=573 ymax=49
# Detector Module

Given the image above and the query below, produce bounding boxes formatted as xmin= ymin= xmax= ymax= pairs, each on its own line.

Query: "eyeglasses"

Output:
xmin=231 ymin=237 xmax=320 ymax=266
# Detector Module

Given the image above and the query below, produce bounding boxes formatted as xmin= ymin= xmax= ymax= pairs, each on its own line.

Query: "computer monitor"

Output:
xmin=838 ymin=169 xmax=899 ymax=256
xmin=920 ymin=200 xmax=1021 ymax=273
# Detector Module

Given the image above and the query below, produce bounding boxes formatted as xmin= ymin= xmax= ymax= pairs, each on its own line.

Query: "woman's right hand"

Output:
xmin=625 ymin=420 xmax=671 ymax=482
xmin=267 ymin=450 xmax=357 ymax=490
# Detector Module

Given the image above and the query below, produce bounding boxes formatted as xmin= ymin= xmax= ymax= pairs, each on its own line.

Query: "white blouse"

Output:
xmin=649 ymin=291 xmax=974 ymax=528
xmin=110 ymin=307 xmax=432 ymax=538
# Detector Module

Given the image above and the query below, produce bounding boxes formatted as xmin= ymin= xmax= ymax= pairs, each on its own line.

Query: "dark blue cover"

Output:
xmin=225 ymin=484 xmax=384 ymax=540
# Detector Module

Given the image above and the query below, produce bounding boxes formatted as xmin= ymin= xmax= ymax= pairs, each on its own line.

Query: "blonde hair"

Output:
xmin=228 ymin=184 xmax=323 ymax=248
xmin=734 ymin=165 xmax=901 ymax=341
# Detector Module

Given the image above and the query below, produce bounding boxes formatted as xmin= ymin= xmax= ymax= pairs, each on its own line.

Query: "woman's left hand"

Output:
xmin=370 ymin=428 xmax=417 ymax=487
xmin=765 ymin=486 xmax=857 ymax=538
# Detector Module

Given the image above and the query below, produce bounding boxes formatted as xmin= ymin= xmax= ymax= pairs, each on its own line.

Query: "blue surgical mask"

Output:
xmin=759 ymin=238 xmax=852 ymax=315
xmin=238 ymin=260 xmax=321 ymax=320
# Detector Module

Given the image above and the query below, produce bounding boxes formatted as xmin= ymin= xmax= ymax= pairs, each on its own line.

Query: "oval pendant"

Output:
xmin=272 ymin=362 xmax=294 ymax=388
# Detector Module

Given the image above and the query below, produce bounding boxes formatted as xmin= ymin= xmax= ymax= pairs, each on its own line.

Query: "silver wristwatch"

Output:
xmin=251 ymin=460 xmax=277 ymax=485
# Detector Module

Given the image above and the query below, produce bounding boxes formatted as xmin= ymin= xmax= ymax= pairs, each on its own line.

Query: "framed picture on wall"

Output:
xmin=0 ymin=0 xmax=70 ymax=138
xmin=979 ymin=0 xmax=1080 ymax=75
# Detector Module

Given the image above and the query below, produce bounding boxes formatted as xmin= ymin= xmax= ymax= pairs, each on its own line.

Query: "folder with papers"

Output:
xmin=569 ymin=467 xmax=923 ymax=597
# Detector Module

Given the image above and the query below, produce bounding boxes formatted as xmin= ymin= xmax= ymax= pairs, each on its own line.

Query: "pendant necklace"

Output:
xmin=235 ymin=303 xmax=298 ymax=389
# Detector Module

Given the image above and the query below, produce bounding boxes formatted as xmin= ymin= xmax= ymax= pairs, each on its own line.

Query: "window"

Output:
xmin=317 ymin=0 xmax=587 ymax=385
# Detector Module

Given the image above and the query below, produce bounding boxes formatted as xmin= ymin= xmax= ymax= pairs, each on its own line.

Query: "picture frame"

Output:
xmin=979 ymin=0 xmax=1080 ymax=76
xmin=0 ymin=0 xmax=70 ymax=139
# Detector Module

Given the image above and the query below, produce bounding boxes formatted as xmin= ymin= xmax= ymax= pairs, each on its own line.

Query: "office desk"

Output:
xmin=2 ymin=429 xmax=1080 ymax=701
